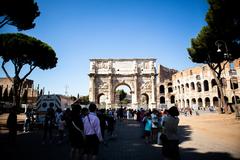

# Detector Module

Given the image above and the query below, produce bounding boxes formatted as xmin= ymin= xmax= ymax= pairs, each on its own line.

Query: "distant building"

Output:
xmin=0 ymin=77 xmax=38 ymax=105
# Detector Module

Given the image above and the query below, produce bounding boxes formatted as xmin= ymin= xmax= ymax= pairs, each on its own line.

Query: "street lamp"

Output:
xmin=215 ymin=40 xmax=239 ymax=117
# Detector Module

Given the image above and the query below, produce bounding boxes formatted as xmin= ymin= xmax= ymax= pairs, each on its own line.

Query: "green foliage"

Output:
xmin=0 ymin=0 xmax=40 ymax=30
xmin=116 ymin=89 xmax=127 ymax=102
xmin=188 ymin=0 xmax=240 ymax=64
xmin=121 ymin=99 xmax=130 ymax=105
xmin=0 ymin=33 xmax=58 ymax=70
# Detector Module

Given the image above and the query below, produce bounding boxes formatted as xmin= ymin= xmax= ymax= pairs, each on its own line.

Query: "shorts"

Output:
xmin=84 ymin=134 xmax=100 ymax=155
xmin=144 ymin=130 xmax=151 ymax=137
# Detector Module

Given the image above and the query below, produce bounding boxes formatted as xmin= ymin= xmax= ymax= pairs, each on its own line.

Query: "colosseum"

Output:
xmin=159 ymin=58 xmax=240 ymax=111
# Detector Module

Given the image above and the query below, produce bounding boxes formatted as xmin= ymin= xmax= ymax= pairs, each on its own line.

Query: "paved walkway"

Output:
xmin=98 ymin=120 xmax=163 ymax=160
xmin=1 ymin=113 xmax=240 ymax=160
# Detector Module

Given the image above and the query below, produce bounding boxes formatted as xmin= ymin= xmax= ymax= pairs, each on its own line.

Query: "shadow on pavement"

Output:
xmin=0 ymin=130 xmax=71 ymax=160
xmin=180 ymin=148 xmax=239 ymax=160
xmin=178 ymin=125 xmax=192 ymax=144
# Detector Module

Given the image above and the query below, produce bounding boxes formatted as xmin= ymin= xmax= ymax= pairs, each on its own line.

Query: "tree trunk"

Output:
xmin=13 ymin=77 xmax=23 ymax=113
xmin=210 ymin=68 xmax=225 ymax=113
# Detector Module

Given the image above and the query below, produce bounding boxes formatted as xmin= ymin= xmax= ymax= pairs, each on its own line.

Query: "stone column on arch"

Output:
xmin=132 ymin=75 xmax=138 ymax=109
xmin=107 ymin=75 xmax=113 ymax=108
xmin=89 ymin=75 xmax=96 ymax=102
xmin=151 ymin=75 xmax=156 ymax=109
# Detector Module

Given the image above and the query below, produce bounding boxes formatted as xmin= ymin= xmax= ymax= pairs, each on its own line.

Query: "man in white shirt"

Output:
xmin=83 ymin=103 xmax=103 ymax=160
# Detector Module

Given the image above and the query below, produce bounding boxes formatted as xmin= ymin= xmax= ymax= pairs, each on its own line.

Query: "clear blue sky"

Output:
xmin=1 ymin=0 xmax=209 ymax=97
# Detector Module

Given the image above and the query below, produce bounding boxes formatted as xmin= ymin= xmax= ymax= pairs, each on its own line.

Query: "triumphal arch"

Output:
xmin=89 ymin=58 xmax=157 ymax=109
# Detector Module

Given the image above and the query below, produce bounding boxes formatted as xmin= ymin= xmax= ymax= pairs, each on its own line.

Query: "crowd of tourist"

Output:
xmin=36 ymin=103 xmax=117 ymax=160
xmin=16 ymin=103 xmax=182 ymax=160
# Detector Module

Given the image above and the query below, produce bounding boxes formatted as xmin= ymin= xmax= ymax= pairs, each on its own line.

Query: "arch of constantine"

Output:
xmin=89 ymin=59 xmax=157 ymax=109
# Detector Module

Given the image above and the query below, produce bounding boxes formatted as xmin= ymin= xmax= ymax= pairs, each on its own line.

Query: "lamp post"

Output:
xmin=215 ymin=40 xmax=238 ymax=116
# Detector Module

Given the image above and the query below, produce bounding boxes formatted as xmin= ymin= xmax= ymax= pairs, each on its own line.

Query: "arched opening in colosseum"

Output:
xmin=211 ymin=79 xmax=217 ymax=87
xmin=191 ymin=98 xmax=196 ymax=106
xmin=182 ymin=99 xmax=185 ymax=108
xmin=186 ymin=99 xmax=190 ymax=107
xmin=232 ymin=96 xmax=240 ymax=104
xmin=204 ymin=80 xmax=209 ymax=91
xmin=191 ymin=82 xmax=195 ymax=91
xmin=181 ymin=84 xmax=184 ymax=93
xmin=224 ymin=96 xmax=229 ymax=104
xmin=213 ymin=97 xmax=219 ymax=107
xmin=185 ymin=83 xmax=189 ymax=92
xmin=197 ymin=82 xmax=202 ymax=92
xmin=198 ymin=98 xmax=203 ymax=108
xmin=230 ymin=78 xmax=239 ymax=89
xmin=205 ymin=97 xmax=210 ymax=107
xmin=160 ymin=85 xmax=164 ymax=93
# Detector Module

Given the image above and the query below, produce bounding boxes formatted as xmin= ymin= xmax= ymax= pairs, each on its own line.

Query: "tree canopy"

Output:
xmin=188 ymin=0 xmax=240 ymax=64
xmin=0 ymin=33 xmax=58 ymax=77
xmin=116 ymin=89 xmax=127 ymax=102
xmin=0 ymin=0 xmax=40 ymax=30
xmin=0 ymin=33 xmax=57 ymax=108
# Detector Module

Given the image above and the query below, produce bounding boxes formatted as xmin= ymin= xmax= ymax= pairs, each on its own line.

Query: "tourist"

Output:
xmin=151 ymin=109 xmax=159 ymax=144
xmin=7 ymin=107 xmax=17 ymax=144
xmin=57 ymin=115 xmax=66 ymax=144
xmin=161 ymin=106 xmax=180 ymax=160
xmin=83 ymin=103 xmax=103 ymax=160
xmin=42 ymin=106 xmax=55 ymax=144
xmin=143 ymin=112 xmax=152 ymax=144
xmin=68 ymin=104 xmax=85 ymax=160
xmin=23 ymin=108 xmax=31 ymax=132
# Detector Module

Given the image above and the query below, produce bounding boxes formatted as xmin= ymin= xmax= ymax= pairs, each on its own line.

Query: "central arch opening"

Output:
xmin=114 ymin=84 xmax=132 ymax=108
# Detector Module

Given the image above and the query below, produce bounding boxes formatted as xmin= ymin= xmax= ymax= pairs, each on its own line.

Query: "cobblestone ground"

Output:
xmin=1 ymin=112 xmax=240 ymax=160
